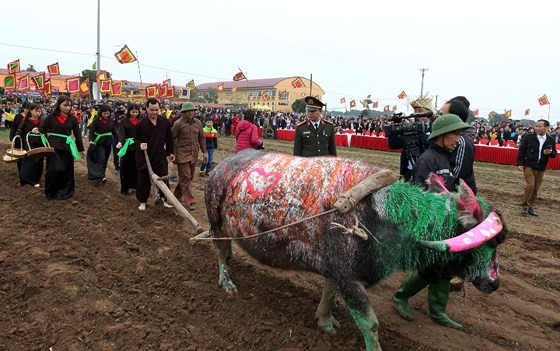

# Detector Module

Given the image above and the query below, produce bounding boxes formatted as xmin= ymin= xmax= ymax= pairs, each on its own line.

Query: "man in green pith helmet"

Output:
xmin=392 ymin=113 xmax=471 ymax=329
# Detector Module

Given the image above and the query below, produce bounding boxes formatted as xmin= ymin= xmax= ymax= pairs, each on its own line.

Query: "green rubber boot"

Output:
xmin=427 ymin=279 xmax=463 ymax=329
xmin=392 ymin=272 xmax=429 ymax=321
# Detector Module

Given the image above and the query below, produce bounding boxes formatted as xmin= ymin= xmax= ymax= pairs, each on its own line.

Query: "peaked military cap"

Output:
xmin=305 ymin=96 xmax=325 ymax=111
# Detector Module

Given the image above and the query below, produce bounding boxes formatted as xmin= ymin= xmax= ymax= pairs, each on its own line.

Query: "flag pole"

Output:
xmin=309 ymin=73 xmax=313 ymax=96
xmin=135 ymin=51 xmax=143 ymax=85
xmin=548 ymin=102 xmax=551 ymax=121
xmin=95 ymin=0 xmax=101 ymax=103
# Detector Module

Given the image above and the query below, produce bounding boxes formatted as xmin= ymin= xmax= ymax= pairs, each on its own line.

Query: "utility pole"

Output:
xmin=419 ymin=68 xmax=428 ymax=98
xmin=95 ymin=0 xmax=101 ymax=102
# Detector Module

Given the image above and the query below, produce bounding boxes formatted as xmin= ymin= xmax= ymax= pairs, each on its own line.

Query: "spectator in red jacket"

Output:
xmin=235 ymin=109 xmax=263 ymax=153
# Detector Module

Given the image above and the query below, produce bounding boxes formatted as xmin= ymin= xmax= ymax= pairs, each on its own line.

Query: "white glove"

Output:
xmin=116 ymin=142 xmax=122 ymax=149
xmin=140 ymin=143 xmax=148 ymax=150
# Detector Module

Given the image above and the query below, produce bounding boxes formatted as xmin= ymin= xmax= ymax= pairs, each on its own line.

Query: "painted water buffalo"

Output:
xmin=204 ymin=149 xmax=506 ymax=351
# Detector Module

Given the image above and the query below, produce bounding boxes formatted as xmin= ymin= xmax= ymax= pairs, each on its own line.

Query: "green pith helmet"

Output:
xmin=428 ymin=114 xmax=470 ymax=140
xmin=180 ymin=102 xmax=197 ymax=112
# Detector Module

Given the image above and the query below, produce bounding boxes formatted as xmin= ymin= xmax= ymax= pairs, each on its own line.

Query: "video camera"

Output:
xmin=382 ymin=111 xmax=432 ymax=137
xmin=384 ymin=111 xmax=433 ymax=161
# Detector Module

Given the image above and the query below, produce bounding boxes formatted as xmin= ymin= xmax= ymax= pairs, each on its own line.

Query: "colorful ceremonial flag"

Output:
xmin=114 ymin=44 xmax=137 ymax=64
xmin=262 ymin=91 xmax=270 ymax=101
xmin=538 ymin=94 xmax=550 ymax=106
xmin=398 ymin=91 xmax=407 ymax=99
xmin=97 ymin=71 xmax=107 ymax=82
xmin=99 ymin=80 xmax=112 ymax=93
xmin=18 ymin=75 xmax=30 ymax=91
xmin=524 ymin=108 xmax=530 ymax=116
xmin=279 ymin=90 xmax=288 ymax=100
xmin=473 ymin=108 xmax=479 ymax=116
xmin=66 ymin=76 xmax=80 ymax=93
xmin=166 ymin=86 xmax=174 ymax=98
xmin=146 ymin=85 xmax=158 ymax=98
xmin=80 ymin=77 xmax=90 ymax=93
xmin=7 ymin=59 xmax=20 ymax=73
xmin=217 ymin=83 xmax=224 ymax=91
xmin=181 ymin=88 xmax=191 ymax=99
xmin=111 ymin=81 xmax=123 ymax=96
xmin=372 ymin=101 xmax=379 ymax=108
xmin=504 ymin=109 xmax=512 ymax=118
xmin=291 ymin=77 xmax=305 ymax=88
xmin=384 ymin=105 xmax=390 ymax=112
xmin=362 ymin=100 xmax=368 ymax=108
xmin=47 ymin=62 xmax=60 ymax=76
xmin=186 ymin=79 xmax=195 ymax=89
xmin=233 ymin=71 xmax=246 ymax=81
xmin=159 ymin=84 xmax=168 ymax=97
xmin=392 ymin=105 xmax=397 ymax=111
xmin=340 ymin=97 xmax=346 ymax=104
xmin=44 ymin=79 xmax=51 ymax=95
xmin=33 ymin=73 xmax=45 ymax=89
xmin=4 ymin=74 xmax=16 ymax=89
xmin=162 ymin=78 xmax=171 ymax=87
xmin=350 ymin=100 xmax=356 ymax=108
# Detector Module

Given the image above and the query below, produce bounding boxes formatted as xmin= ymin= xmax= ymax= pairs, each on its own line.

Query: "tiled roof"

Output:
xmin=196 ymin=77 xmax=300 ymax=90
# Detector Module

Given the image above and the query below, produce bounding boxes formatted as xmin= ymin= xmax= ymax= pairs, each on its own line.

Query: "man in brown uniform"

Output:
xmin=135 ymin=98 xmax=175 ymax=211
xmin=171 ymin=102 xmax=207 ymax=210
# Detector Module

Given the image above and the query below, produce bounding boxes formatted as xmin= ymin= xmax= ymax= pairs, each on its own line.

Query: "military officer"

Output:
xmin=293 ymin=96 xmax=337 ymax=157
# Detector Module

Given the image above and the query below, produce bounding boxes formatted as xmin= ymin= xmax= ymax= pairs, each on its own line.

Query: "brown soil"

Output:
xmin=1 ymin=136 xmax=559 ymax=351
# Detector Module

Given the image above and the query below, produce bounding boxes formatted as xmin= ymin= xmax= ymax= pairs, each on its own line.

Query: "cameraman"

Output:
xmin=387 ymin=97 xmax=434 ymax=182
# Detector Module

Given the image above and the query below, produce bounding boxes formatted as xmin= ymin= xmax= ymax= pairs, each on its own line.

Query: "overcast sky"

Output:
xmin=2 ymin=0 xmax=559 ymax=122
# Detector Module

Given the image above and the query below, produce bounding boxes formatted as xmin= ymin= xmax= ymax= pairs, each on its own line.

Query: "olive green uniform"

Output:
xmin=293 ymin=120 xmax=337 ymax=157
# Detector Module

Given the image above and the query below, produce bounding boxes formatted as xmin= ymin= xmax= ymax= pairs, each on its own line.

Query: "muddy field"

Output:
xmin=0 ymin=135 xmax=559 ymax=351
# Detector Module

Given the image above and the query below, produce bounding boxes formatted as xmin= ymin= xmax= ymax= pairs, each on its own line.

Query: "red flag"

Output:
xmin=291 ymin=77 xmax=305 ymax=88
xmin=472 ymin=108 xmax=479 ymax=116
xmin=7 ymin=59 xmax=20 ymax=73
xmin=166 ymin=86 xmax=174 ymax=98
xmin=18 ymin=74 xmax=30 ymax=91
xmin=524 ymin=108 xmax=530 ymax=116
xmin=233 ymin=71 xmax=246 ymax=81
xmin=397 ymin=91 xmax=407 ymax=99
xmin=372 ymin=101 xmax=379 ymax=108
xmin=4 ymin=74 xmax=16 ymax=89
xmin=66 ymin=76 xmax=81 ymax=93
xmin=538 ymin=94 xmax=549 ymax=106
xmin=47 ymin=62 xmax=60 ymax=76
xmin=340 ymin=97 xmax=346 ymax=104
xmin=44 ymin=79 xmax=52 ymax=96
xmin=159 ymin=84 xmax=168 ymax=97
xmin=33 ymin=73 xmax=45 ymax=89
xmin=99 ymin=80 xmax=112 ymax=93
xmin=145 ymin=85 xmax=158 ymax=99
xmin=350 ymin=100 xmax=356 ymax=108
xmin=114 ymin=45 xmax=137 ymax=64
xmin=111 ymin=81 xmax=123 ymax=96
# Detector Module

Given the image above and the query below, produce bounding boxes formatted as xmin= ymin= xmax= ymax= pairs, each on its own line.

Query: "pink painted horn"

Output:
xmin=420 ymin=211 xmax=503 ymax=252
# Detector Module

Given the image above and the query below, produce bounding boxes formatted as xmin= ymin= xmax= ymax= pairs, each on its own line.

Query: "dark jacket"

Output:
xmin=88 ymin=117 xmax=117 ymax=145
xmin=40 ymin=114 xmax=85 ymax=152
xmin=413 ymin=143 xmax=455 ymax=192
xmin=450 ymin=133 xmax=477 ymax=194
xmin=293 ymin=119 xmax=336 ymax=157
xmin=516 ymin=133 xmax=557 ymax=171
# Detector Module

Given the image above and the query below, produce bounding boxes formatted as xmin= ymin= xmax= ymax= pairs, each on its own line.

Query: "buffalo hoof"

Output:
xmin=317 ymin=315 xmax=341 ymax=334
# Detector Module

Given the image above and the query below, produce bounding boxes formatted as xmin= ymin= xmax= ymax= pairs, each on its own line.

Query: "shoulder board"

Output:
xmin=322 ymin=120 xmax=334 ymax=125
xmin=297 ymin=121 xmax=307 ymax=126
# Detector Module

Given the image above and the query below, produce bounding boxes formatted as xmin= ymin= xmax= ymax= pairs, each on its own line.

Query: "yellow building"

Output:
xmin=195 ymin=76 xmax=325 ymax=113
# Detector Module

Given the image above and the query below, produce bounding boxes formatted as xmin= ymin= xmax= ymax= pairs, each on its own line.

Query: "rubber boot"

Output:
xmin=392 ymin=272 xmax=429 ymax=320
xmin=427 ymin=279 xmax=463 ymax=329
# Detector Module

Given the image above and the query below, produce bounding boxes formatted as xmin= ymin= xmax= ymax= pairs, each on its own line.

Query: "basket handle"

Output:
xmin=11 ymin=135 xmax=23 ymax=151
xmin=26 ymin=132 xmax=50 ymax=150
